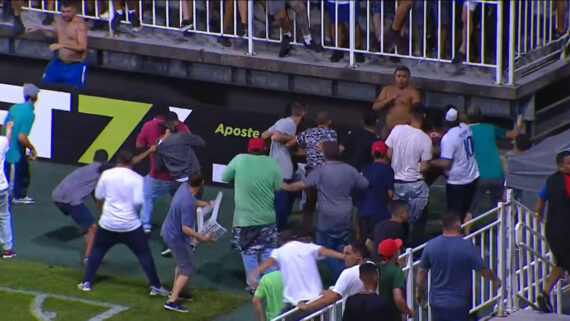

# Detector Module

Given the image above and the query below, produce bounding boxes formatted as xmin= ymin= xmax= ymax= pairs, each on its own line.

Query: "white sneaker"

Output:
xmin=13 ymin=196 xmax=35 ymax=205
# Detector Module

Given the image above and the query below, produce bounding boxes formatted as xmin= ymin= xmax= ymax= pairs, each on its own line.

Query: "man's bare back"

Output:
xmin=54 ymin=15 xmax=87 ymax=63
xmin=374 ymin=85 xmax=420 ymax=130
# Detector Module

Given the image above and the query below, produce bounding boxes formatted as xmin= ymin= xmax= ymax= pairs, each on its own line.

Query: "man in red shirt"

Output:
xmin=136 ymin=105 xmax=189 ymax=234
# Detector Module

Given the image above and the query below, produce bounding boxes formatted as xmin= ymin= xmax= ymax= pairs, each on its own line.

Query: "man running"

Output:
xmin=28 ymin=1 xmax=88 ymax=86
xmin=372 ymin=66 xmax=421 ymax=139
xmin=78 ymin=149 xmax=169 ymax=296
xmin=52 ymin=149 xmax=110 ymax=264
xmin=4 ymin=84 xmax=38 ymax=205
xmin=161 ymin=172 xmax=215 ymax=313
xmin=536 ymin=150 xmax=570 ymax=313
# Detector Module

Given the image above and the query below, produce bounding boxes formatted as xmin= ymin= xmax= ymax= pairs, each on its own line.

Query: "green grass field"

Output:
xmin=0 ymin=259 xmax=248 ymax=320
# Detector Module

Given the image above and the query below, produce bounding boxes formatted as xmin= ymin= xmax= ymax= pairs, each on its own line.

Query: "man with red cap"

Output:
xmin=354 ymin=140 xmax=394 ymax=240
xmin=377 ymin=239 xmax=413 ymax=321
xmin=385 ymin=106 xmax=432 ymax=246
xmin=222 ymin=138 xmax=283 ymax=293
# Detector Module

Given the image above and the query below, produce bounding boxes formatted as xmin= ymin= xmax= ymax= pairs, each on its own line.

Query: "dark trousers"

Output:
xmin=83 ymin=226 xmax=161 ymax=287
xmin=275 ymin=179 xmax=297 ymax=231
xmin=4 ymin=150 xmax=30 ymax=199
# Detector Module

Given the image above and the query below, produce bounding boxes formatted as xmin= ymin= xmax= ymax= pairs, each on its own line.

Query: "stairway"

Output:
xmin=487 ymin=310 xmax=570 ymax=320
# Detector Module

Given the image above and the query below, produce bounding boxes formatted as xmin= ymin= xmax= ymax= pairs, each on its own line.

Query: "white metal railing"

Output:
xmin=272 ymin=189 xmax=560 ymax=321
xmin=20 ymin=1 xmax=570 ymax=85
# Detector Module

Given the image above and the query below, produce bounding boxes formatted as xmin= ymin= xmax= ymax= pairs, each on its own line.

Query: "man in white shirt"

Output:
xmin=78 ymin=149 xmax=169 ymax=296
xmin=430 ymin=108 xmax=479 ymax=231
xmin=297 ymin=240 xmax=371 ymax=313
xmin=0 ymin=122 xmax=15 ymax=259
xmin=386 ymin=107 xmax=432 ymax=245
xmin=249 ymin=234 xmax=344 ymax=321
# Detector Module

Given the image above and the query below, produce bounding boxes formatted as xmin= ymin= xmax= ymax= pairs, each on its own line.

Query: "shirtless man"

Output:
xmin=372 ymin=66 xmax=420 ymax=139
xmin=28 ymin=1 xmax=88 ymax=87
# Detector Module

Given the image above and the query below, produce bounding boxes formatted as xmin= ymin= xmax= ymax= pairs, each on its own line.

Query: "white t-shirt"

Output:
xmin=386 ymin=124 xmax=432 ymax=182
xmin=440 ymin=123 xmax=480 ymax=185
xmin=0 ymin=137 xmax=9 ymax=191
xmin=95 ymin=167 xmax=144 ymax=232
xmin=331 ymin=261 xmax=375 ymax=298
xmin=271 ymin=241 xmax=323 ymax=305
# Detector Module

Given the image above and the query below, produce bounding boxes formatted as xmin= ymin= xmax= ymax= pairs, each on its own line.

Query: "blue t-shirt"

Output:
xmin=160 ymin=183 xmax=196 ymax=244
xmin=4 ymin=101 xmax=35 ymax=163
xmin=419 ymin=235 xmax=486 ymax=308
xmin=469 ymin=123 xmax=506 ymax=180
xmin=538 ymin=184 xmax=547 ymax=200
xmin=355 ymin=162 xmax=394 ymax=221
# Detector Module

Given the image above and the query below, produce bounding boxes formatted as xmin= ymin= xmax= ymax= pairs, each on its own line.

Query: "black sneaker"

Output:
xmin=180 ymin=19 xmax=193 ymax=32
xmin=42 ymin=13 xmax=54 ymax=26
xmin=238 ymin=22 xmax=248 ymax=37
xmin=537 ymin=292 xmax=553 ymax=313
xmin=304 ymin=40 xmax=323 ymax=52
xmin=330 ymin=50 xmax=344 ymax=62
xmin=355 ymin=53 xmax=365 ymax=63
xmin=452 ymin=51 xmax=466 ymax=64
xmin=13 ymin=15 xmax=25 ymax=37
xmin=279 ymin=35 xmax=291 ymax=58
xmin=385 ymin=27 xmax=405 ymax=51
xmin=217 ymin=36 xmax=231 ymax=47
xmin=111 ymin=11 xmax=125 ymax=33
xmin=129 ymin=12 xmax=141 ymax=32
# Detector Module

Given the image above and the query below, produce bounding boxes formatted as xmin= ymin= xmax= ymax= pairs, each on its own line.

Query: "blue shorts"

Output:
xmin=54 ymin=202 xmax=96 ymax=228
xmin=42 ymin=59 xmax=87 ymax=87
xmin=326 ymin=1 xmax=360 ymax=24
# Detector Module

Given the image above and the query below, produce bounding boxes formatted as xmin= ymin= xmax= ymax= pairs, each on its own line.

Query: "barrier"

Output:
xmin=19 ymin=0 xmax=570 ymax=85
xmin=271 ymin=190 xmax=562 ymax=321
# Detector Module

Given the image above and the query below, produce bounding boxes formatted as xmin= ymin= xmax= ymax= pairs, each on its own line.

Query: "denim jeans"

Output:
xmin=4 ymin=148 xmax=30 ymax=199
xmin=314 ymin=229 xmax=350 ymax=279
xmin=0 ymin=189 xmax=13 ymax=250
xmin=430 ymin=305 xmax=470 ymax=321
xmin=140 ymin=175 xmax=174 ymax=230
xmin=275 ymin=179 xmax=297 ymax=231
xmin=241 ymin=247 xmax=276 ymax=288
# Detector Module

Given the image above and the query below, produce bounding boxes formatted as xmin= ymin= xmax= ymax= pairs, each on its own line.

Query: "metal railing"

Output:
xmin=20 ymin=1 xmax=570 ymax=85
xmin=271 ymin=190 xmax=560 ymax=321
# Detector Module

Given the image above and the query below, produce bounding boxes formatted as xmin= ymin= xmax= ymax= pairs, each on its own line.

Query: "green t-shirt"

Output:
xmin=254 ymin=271 xmax=284 ymax=320
xmin=4 ymin=102 xmax=35 ymax=163
xmin=221 ymin=153 xmax=282 ymax=227
xmin=469 ymin=123 xmax=506 ymax=180
xmin=377 ymin=263 xmax=405 ymax=321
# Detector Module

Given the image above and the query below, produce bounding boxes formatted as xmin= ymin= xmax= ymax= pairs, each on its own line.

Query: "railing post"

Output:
xmin=495 ymin=0 xmax=504 ymax=84
xmin=405 ymin=248 xmax=414 ymax=321
xmin=505 ymin=190 xmax=515 ymax=312
xmin=247 ymin=0 xmax=254 ymax=55
xmin=348 ymin=0 xmax=355 ymax=67
xmin=108 ymin=0 xmax=115 ymax=37
xmin=497 ymin=201 xmax=506 ymax=315
xmin=508 ymin=0 xmax=516 ymax=84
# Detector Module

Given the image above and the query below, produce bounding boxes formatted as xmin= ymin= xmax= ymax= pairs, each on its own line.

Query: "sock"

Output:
xmin=303 ymin=34 xmax=312 ymax=45
xmin=284 ymin=31 xmax=292 ymax=38
xmin=116 ymin=9 xmax=124 ymax=15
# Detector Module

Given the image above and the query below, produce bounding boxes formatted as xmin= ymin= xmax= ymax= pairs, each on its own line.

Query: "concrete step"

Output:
xmin=488 ymin=310 xmax=570 ymax=321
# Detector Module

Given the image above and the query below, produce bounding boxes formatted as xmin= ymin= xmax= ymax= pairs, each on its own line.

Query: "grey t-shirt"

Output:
xmin=161 ymin=183 xmax=196 ymax=244
xmin=419 ymin=235 xmax=487 ymax=309
xmin=304 ymin=161 xmax=369 ymax=231
xmin=52 ymin=162 xmax=102 ymax=206
xmin=268 ymin=117 xmax=297 ymax=180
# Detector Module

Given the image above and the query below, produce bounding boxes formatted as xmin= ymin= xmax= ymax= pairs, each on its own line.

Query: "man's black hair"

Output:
xmin=93 ymin=149 xmax=109 ymax=163
xmin=441 ymin=210 xmax=460 ymax=229
xmin=154 ymin=103 xmax=170 ymax=118
xmin=359 ymin=262 xmax=378 ymax=280
xmin=515 ymin=134 xmax=532 ymax=151
xmin=423 ymin=108 xmax=445 ymax=132
xmin=363 ymin=110 xmax=378 ymax=127
xmin=410 ymin=104 xmax=425 ymax=122
xmin=348 ymin=240 xmax=370 ymax=260
xmin=394 ymin=65 xmax=410 ymax=75
xmin=117 ymin=149 xmax=134 ymax=165
xmin=61 ymin=0 xmax=80 ymax=8
xmin=189 ymin=171 xmax=204 ymax=188
xmin=556 ymin=150 xmax=570 ymax=166
xmin=466 ymin=105 xmax=482 ymax=124
xmin=322 ymin=141 xmax=340 ymax=161
xmin=389 ymin=200 xmax=408 ymax=216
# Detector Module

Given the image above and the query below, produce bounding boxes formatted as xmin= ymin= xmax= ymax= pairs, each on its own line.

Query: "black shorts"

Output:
xmin=446 ymin=179 xmax=478 ymax=221
xmin=547 ymin=238 xmax=570 ymax=271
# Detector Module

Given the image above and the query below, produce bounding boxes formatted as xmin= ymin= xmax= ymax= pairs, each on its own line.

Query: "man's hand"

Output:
xmin=271 ymin=132 xmax=282 ymax=141
xmin=148 ymin=145 xmax=157 ymax=153
xmin=26 ymin=26 xmax=43 ymax=33
xmin=28 ymin=147 xmax=37 ymax=160
xmin=198 ymin=233 xmax=215 ymax=243
xmin=297 ymin=301 xmax=311 ymax=311
xmin=387 ymin=92 xmax=399 ymax=103
xmin=49 ymin=43 xmax=64 ymax=51
xmin=516 ymin=115 xmax=524 ymax=128
xmin=415 ymin=288 xmax=425 ymax=305
xmin=5 ymin=121 xmax=14 ymax=131
xmin=492 ymin=278 xmax=502 ymax=294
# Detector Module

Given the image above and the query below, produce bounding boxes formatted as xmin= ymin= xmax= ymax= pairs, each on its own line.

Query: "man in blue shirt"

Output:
xmin=416 ymin=211 xmax=500 ymax=321
xmin=355 ymin=140 xmax=394 ymax=240
xmin=4 ymin=84 xmax=38 ymax=205
xmin=161 ymin=171 xmax=214 ymax=313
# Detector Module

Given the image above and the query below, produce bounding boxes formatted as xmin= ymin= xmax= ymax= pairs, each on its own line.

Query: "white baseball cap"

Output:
xmin=445 ymin=108 xmax=458 ymax=122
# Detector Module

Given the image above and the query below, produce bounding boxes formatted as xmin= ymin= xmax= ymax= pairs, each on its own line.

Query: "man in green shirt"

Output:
xmin=252 ymin=270 xmax=284 ymax=321
xmin=4 ymin=84 xmax=38 ymax=205
xmin=377 ymin=238 xmax=413 ymax=321
xmin=222 ymin=138 xmax=283 ymax=293
xmin=466 ymin=106 xmax=522 ymax=213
